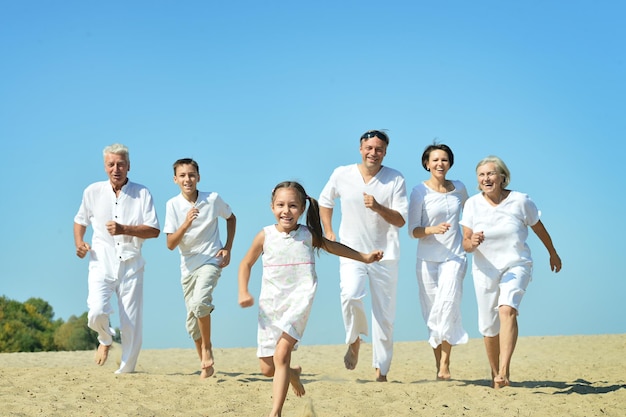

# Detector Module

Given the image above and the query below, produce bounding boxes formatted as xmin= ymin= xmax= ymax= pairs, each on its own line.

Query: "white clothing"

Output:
xmin=164 ymin=191 xmax=233 ymax=276
xmin=319 ymin=163 xmax=407 ymax=375
xmin=339 ymin=259 xmax=398 ymax=375
xmin=473 ymin=262 xmax=532 ymax=336
xmin=460 ymin=191 xmax=540 ymax=271
xmin=408 ymin=180 xmax=468 ymax=348
xmin=74 ymin=180 xmax=160 ymax=373
xmin=408 ymin=180 xmax=468 ymax=261
xmin=319 ymin=164 xmax=408 ymax=260
xmin=257 ymin=225 xmax=317 ymax=358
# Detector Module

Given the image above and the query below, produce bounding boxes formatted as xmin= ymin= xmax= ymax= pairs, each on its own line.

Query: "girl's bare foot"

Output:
xmin=437 ymin=366 xmax=451 ymax=380
xmin=344 ymin=339 xmax=360 ymax=370
xmin=290 ymin=366 xmax=305 ymax=397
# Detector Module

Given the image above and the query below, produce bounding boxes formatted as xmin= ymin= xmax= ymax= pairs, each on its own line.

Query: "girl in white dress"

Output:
xmin=408 ymin=143 xmax=468 ymax=380
xmin=238 ymin=181 xmax=383 ymax=417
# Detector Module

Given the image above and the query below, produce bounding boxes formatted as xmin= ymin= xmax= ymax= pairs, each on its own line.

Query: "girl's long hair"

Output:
xmin=271 ymin=181 xmax=324 ymax=249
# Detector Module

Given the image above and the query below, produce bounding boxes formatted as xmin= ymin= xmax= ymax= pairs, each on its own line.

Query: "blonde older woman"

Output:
xmin=460 ymin=155 xmax=562 ymax=388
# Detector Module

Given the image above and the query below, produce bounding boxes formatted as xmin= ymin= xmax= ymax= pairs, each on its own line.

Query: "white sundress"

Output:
xmin=257 ymin=224 xmax=318 ymax=357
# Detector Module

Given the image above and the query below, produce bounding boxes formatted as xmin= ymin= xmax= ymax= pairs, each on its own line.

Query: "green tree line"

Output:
xmin=0 ymin=295 xmax=101 ymax=353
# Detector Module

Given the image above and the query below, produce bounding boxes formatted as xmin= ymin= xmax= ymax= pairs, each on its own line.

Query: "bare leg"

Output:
xmin=194 ymin=314 xmax=214 ymax=379
xmin=495 ymin=306 xmax=518 ymax=388
xmin=437 ymin=341 xmax=452 ymax=380
xmin=344 ymin=338 xmax=360 ymax=370
xmin=484 ymin=335 xmax=500 ymax=387
xmin=261 ymin=334 xmax=301 ymax=417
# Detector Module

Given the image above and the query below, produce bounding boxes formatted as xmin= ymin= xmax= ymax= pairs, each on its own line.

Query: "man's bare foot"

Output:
xmin=493 ymin=375 xmax=510 ymax=389
xmin=94 ymin=344 xmax=110 ymax=366
xmin=344 ymin=339 xmax=360 ymax=370
xmin=290 ymin=366 xmax=305 ymax=397
xmin=200 ymin=348 xmax=215 ymax=379
xmin=375 ymin=368 xmax=387 ymax=382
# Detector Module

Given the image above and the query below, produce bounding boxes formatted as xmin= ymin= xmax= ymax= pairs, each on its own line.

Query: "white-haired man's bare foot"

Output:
xmin=94 ymin=343 xmax=110 ymax=366
xmin=375 ymin=368 xmax=387 ymax=382
xmin=290 ymin=366 xmax=305 ymax=397
xmin=344 ymin=338 xmax=360 ymax=370
xmin=200 ymin=348 xmax=215 ymax=379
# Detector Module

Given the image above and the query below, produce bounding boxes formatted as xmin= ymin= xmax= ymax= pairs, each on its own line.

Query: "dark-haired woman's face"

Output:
xmin=426 ymin=150 xmax=451 ymax=179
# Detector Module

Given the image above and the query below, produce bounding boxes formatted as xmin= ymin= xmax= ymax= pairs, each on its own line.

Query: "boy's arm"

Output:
xmin=321 ymin=237 xmax=383 ymax=264
xmin=216 ymin=213 xmax=237 ymax=267
xmin=166 ymin=206 xmax=198 ymax=250
xmin=238 ymin=230 xmax=264 ymax=308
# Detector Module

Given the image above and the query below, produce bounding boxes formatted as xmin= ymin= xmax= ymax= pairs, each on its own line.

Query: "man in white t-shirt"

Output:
xmin=74 ymin=143 xmax=160 ymax=374
xmin=319 ymin=130 xmax=408 ymax=382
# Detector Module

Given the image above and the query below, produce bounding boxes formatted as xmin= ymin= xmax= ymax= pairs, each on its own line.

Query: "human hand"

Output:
xmin=550 ymin=253 xmax=562 ymax=273
xmin=239 ymin=292 xmax=254 ymax=308
xmin=106 ymin=221 xmax=123 ymax=236
xmin=431 ymin=222 xmax=452 ymax=235
xmin=76 ymin=242 xmax=91 ymax=258
xmin=365 ymin=250 xmax=384 ymax=263
xmin=325 ymin=231 xmax=336 ymax=241
xmin=186 ymin=207 xmax=199 ymax=225
xmin=471 ymin=231 xmax=485 ymax=247
xmin=217 ymin=249 xmax=231 ymax=268
xmin=363 ymin=192 xmax=380 ymax=211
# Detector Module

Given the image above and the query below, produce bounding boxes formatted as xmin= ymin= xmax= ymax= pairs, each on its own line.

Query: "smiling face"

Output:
xmin=104 ymin=152 xmax=130 ymax=190
xmin=271 ymin=187 xmax=305 ymax=234
xmin=359 ymin=136 xmax=387 ymax=172
xmin=476 ymin=162 xmax=503 ymax=194
xmin=426 ymin=149 xmax=451 ymax=180
xmin=174 ymin=163 xmax=200 ymax=201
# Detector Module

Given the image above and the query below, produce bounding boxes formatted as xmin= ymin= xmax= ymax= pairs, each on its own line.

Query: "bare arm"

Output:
xmin=531 ymin=220 xmax=562 ymax=272
xmin=216 ymin=213 xmax=237 ymax=267
xmin=166 ymin=206 xmax=199 ymax=250
xmin=238 ymin=230 xmax=264 ymax=308
xmin=73 ymin=223 xmax=90 ymax=258
xmin=363 ymin=193 xmax=405 ymax=228
xmin=321 ymin=237 xmax=383 ymax=263
xmin=106 ymin=222 xmax=160 ymax=239
xmin=462 ymin=226 xmax=484 ymax=253
xmin=319 ymin=206 xmax=336 ymax=241
xmin=412 ymin=223 xmax=451 ymax=238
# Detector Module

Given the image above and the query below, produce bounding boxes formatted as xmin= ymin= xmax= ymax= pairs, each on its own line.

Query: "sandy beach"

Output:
xmin=1 ymin=334 xmax=624 ymax=417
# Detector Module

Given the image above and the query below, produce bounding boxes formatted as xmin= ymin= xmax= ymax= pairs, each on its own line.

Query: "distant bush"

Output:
xmin=0 ymin=295 xmax=101 ymax=353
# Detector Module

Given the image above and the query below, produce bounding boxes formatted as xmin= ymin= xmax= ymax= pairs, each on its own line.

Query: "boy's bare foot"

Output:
xmin=290 ymin=366 xmax=305 ymax=397
xmin=375 ymin=368 xmax=387 ymax=382
xmin=200 ymin=348 xmax=215 ymax=379
xmin=493 ymin=375 xmax=510 ymax=389
xmin=94 ymin=343 xmax=110 ymax=366
xmin=344 ymin=338 xmax=360 ymax=370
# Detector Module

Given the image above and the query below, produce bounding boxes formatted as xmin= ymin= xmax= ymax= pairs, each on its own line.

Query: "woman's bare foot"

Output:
xmin=290 ymin=366 xmax=305 ymax=397
xmin=344 ymin=339 xmax=360 ymax=370
xmin=94 ymin=344 xmax=110 ymax=366
xmin=493 ymin=375 xmax=510 ymax=389
xmin=200 ymin=348 xmax=214 ymax=379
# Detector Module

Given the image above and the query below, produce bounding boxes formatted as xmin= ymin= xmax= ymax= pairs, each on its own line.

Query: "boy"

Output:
xmin=164 ymin=158 xmax=236 ymax=378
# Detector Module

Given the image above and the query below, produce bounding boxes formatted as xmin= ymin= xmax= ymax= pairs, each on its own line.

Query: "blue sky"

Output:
xmin=1 ymin=1 xmax=624 ymax=350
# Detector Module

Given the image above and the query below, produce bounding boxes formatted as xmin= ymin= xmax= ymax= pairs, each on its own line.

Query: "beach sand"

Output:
xmin=1 ymin=334 xmax=624 ymax=417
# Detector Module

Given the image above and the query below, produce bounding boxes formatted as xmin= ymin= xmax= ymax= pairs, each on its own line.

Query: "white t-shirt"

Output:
xmin=74 ymin=180 xmax=160 ymax=278
xmin=318 ymin=164 xmax=408 ymax=260
xmin=164 ymin=191 xmax=233 ymax=276
xmin=460 ymin=191 xmax=540 ymax=271
xmin=408 ymin=180 xmax=468 ymax=262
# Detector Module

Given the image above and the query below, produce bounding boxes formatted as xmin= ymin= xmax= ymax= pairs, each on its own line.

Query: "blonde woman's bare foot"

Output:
xmin=94 ymin=343 xmax=110 ymax=366
xmin=200 ymin=348 xmax=215 ymax=379
xmin=290 ymin=366 xmax=305 ymax=397
xmin=493 ymin=375 xmax=510 ymax=389
xmin=344 ymin=339 xmax=360 ymax=370
xmin=375 ymin=368 xmax=387 ymax=382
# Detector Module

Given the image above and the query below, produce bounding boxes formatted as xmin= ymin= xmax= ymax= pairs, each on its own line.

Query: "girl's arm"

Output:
xmin=238 ymin=230 xmax=265 ymax=307
xmin=321 ymin=237 xmax=383 ymax=263
xmin=531 ymin=220 xmax=562 ymax=272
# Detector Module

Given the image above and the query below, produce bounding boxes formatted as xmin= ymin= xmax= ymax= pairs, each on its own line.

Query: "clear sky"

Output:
xmin=1 ymin=1 xmax=624 ymax=350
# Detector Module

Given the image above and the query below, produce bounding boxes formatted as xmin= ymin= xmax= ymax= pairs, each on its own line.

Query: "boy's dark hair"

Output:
xmin=173 ymin=158 xmax=200 ymax=175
